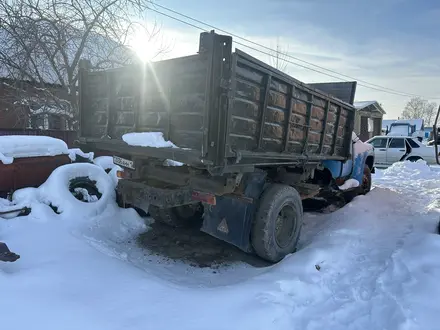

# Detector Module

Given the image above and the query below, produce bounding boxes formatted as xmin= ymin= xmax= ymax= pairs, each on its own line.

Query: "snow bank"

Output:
xmin=0 ymin=197 xmax=22 ymax=219
xmin=2 ymin=181 xmax=440 ymax=329
xmin=68 ymin=148 xmax=94 ymax=162
xmin=2 ymin=153 xmax=440 ymax=329
xmin=94 ymin=156 xmax=116 ymax=170
xmin=374 ymin=159 xmax=440 ymax=214
xmin=122 ymin=132 xmax=177 ymax=148
xmin=0 ymin=152 xmax=13 ymax=164
xmin=383 ymin=159 xmax=433 ymax=179
xmin=93 ymin=156 xmax=123 ymax=186
xmin=0 ymin=136 xmax=93 ymax=164
xmin=0 ymin=197 xmax=12 ymax=208
xmin=0 ymin=135 xmax=68 ymax=164
xmin=8 ymin=163 xmax=117 ymax=219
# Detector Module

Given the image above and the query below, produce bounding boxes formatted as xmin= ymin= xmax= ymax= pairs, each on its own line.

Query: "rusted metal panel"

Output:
xmin=308 ymin=81 xmax=357 ymax=105
xmin=227 ymin=50 xmax=355 ymax=160
xmin=78 ymin=31 xmax=356 ymax=170
xmin=80 ymin=54 xmax=211 ymax=153
xmin=0 ymin=155 xmax=70 ymax=195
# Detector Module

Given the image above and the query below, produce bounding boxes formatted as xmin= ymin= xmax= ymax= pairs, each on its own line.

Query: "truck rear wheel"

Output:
xmin=148 ymin=204 xmax=204 ymax=228
xmin=251 ymin=184 xmax=303 ymax=263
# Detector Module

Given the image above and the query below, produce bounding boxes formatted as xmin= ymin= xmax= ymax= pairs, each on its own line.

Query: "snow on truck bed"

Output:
xmin=122 ymin=132 xmax=178 ymax=148
xmin=122 ymin=132 xmax=184 ymax=166
xmin=1 ymin=160 xmax=440 ymax=330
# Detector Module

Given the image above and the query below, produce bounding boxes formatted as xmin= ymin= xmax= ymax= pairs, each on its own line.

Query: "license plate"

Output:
xmin=113 ymin=156 xmax=135 ymax=170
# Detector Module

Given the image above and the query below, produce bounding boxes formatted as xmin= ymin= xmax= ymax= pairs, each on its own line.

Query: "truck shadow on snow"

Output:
xmin=137 ymin=200 xmax=337 ymax=269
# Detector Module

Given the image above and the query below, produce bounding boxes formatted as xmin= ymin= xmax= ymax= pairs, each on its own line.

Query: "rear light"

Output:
xmin=192 ymin=191 xmax=216 ymax=205
xmin=116 ymin=170 xmax=131 ymax=179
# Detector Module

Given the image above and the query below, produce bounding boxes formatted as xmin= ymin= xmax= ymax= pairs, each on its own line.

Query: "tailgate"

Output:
xmin=79 ymin=55 xmax=208 ymax=150
xmin=77 ymin=138 xmax=205 ymax=166
xmin=78 ymin=32 xmax=232 ymax=166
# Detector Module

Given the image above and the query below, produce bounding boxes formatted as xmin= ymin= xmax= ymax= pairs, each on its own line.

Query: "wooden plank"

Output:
xmin=257 ymin=74 xmax=272 ymax=149
xmin=319 ymin=100 xmax=330 ymax=154
xmin=302 ymin=95 xmax=314 ymax=154
xmin=331 ymin=105 xmax=342 ymax=155
xmin=283 ymin=84 xmax=295 ymax=152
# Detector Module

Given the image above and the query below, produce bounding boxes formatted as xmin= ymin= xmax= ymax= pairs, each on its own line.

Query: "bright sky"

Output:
xmin=135 ymin=0 xmax=440 ymax=119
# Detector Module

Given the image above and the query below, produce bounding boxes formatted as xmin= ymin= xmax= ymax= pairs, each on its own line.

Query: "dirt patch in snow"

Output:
xmin=137 ymin=221 xmax=270 ymax=269
xmin=136 ymin=200 xmax=345 ymax=268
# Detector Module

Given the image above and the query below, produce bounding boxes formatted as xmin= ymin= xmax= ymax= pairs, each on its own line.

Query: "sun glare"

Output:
xmin=130 ymin=30 xmax=161 ymax=62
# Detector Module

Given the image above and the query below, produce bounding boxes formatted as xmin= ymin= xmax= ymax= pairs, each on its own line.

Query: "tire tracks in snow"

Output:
xmin=254 ymin=188 xmax=420 ymax=330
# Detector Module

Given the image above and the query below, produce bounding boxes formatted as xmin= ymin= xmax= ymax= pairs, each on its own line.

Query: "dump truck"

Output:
xmin=77 ymin=31 xmax=375 ymax=263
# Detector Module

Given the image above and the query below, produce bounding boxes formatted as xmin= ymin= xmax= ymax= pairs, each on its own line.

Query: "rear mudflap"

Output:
xmin=201 ymin=171 xmax=267 ymax=253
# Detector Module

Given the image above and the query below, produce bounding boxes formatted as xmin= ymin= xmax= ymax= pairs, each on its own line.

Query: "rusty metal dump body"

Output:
xmin=78 ymin=32 xmax=356 ymax=173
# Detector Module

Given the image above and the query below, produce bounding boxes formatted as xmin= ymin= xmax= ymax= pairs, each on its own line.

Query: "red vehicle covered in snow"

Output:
xmin=0 ymin=135 xmax=93 ymax=198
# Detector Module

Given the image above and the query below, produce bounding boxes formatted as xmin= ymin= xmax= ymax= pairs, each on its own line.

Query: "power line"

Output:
xmin=148 ymin=1 xmax=439 ymax=99
xmin=147 ymin=2 xmax=440 ymax=100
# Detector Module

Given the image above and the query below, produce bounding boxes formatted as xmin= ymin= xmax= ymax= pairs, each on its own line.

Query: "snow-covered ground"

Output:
xmin=1 ymin=161 xmax=440 ymax=330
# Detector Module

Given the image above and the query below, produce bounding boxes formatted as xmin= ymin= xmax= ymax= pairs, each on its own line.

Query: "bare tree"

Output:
xmin=401 ymin=97 xmax=438 ymax=126
xmin=269 ymin=37 xmax=289 ymax=73
xmin=0 ymin=0 xmax=168 ymax=129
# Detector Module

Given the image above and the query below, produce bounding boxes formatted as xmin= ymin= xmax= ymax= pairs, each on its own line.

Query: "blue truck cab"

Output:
xmin=323 ymin=132 xmax=375 ymax=193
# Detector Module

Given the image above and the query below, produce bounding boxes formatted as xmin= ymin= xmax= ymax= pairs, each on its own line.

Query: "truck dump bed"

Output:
xmin=78 ymin=31 xmax=356 ymax=171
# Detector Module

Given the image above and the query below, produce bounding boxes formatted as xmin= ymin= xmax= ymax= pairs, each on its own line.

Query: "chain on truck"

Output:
xmin=77 ymin=31 xmax=375 ymax=263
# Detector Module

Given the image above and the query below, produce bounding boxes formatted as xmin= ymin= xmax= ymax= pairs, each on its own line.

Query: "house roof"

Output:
xmin=354 ymin=100 xmax=386 ymax=115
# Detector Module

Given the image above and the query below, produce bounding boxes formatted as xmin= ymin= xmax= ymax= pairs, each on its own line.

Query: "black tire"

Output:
xmin=251 ymin=184 xmax=303 ymax=263
xmin=69 ymin=177 xmax=102 ymax=202
xmin=148 ymin=204 xmax=204 ymax=228
xmin=406 ymin=156 xmax=423 ymax=162
xmin=360 ymin=166 xmax=372 ymax=195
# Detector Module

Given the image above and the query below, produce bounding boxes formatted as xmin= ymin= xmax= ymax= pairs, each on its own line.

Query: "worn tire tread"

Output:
xmin=251 ymin=184 xmax=303 ymax=263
